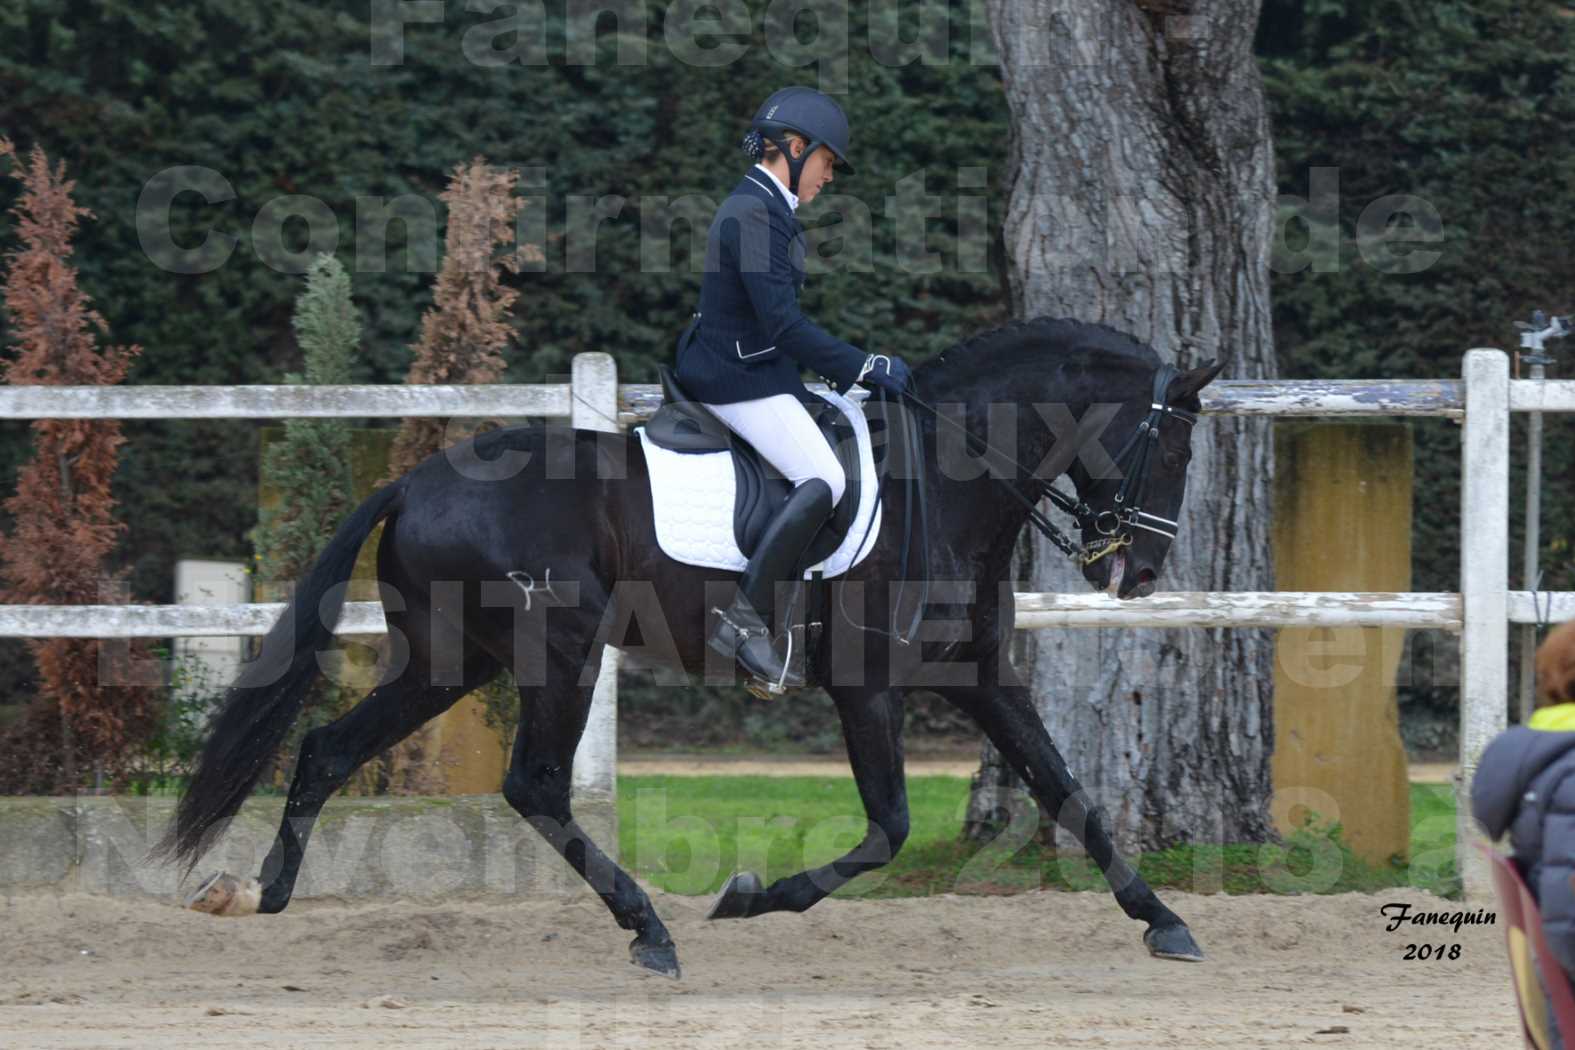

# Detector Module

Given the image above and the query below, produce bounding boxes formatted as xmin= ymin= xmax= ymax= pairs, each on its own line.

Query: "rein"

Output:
xmin=830 ymin=364 xmax=1196 ymax=648
xmin=832 ymin=384 xmax=931 ymax=645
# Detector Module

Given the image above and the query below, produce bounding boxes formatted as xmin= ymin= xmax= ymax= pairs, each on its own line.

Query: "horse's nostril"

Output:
xmin=1137 ymin=568 xmax=1156 ymax=586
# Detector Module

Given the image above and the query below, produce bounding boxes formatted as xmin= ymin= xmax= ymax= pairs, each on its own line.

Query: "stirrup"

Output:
xmin=710 ymin=605 xmax=803 ymax=695
xmin=748 ymin=620 xmax=806 ymax=698
xmin=744 ymin=679 xmax=781 ymax=702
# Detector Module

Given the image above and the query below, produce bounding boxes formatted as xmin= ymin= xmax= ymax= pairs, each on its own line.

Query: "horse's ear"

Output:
xmin=1166 ymin=358 xmax=1227 ymax=404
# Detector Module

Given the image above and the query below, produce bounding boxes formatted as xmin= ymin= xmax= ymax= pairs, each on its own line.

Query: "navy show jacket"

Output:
xmin=674 ymin=170 xmax=867 ymax=405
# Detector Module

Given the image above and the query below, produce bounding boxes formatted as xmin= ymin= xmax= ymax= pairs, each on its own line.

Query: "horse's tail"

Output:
xmin=156 ymin=479 xmax=405 ymax=869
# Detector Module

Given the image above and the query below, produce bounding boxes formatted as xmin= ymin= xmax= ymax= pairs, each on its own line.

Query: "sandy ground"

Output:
xmin=620 ymin=754 xmax=1461 ymax=784
xmin=0 ymin=886 xmax=1515 ymax=1048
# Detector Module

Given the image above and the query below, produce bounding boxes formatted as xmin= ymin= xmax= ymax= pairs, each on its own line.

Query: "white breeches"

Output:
xmin=701 ymin=394 xmax=847 ymax=507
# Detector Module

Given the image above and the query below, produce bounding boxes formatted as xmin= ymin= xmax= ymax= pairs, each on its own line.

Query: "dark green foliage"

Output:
xmin=0 ymin=0 xmax=1009 ymax=738
xmin=0 ymin=0 xmax=1009 ymax=606
xmin=1262 ymin=0 xmax=1575 ymax=582
xmin=122 ymin=643 xmax=224 ymax=794
xmin=251 ymin=253 xmax=357 ymax=583
xmin=1 ymin=0 xmax=1570 ymax=746
xmin=1262 ymin=0 xmax=1575 ymax=719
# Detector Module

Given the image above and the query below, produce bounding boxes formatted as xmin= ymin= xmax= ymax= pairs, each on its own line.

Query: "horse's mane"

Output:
xmin=917 ymin=316 xmax=1159 ymax=386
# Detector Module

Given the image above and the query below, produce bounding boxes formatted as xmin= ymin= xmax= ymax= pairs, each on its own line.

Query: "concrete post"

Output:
xmin=1459 ymin=349 xmax=1510 ymax=901
xmin=172 ymin=559 xmax=251 ymax=714
xmin=570 ymin=353 xmax=620 ymax=808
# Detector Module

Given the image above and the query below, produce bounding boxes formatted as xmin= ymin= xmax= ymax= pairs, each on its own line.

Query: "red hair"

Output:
xmin=1538 ymin=619 xmax=1575 ymax=706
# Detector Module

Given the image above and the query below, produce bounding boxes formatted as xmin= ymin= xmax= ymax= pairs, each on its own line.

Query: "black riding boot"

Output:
xmin=707 ymin=478 xmax=834 ymax=691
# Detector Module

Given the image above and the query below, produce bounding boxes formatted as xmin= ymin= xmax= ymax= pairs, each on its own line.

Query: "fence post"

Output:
xmin=569 ymin=353 xmax=620 ymax=823
xmin=1270 ymin=422 xmax=1413 ymax=866
xmin=1458 ymin=349 xmax=1509 ymax=901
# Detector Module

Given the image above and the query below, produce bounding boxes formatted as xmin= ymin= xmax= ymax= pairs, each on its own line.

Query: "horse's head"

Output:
xmin=1065 ymin=359 xmax=1225 ymax=599
xmin=911 ymin=319 xmax=1227 ymax=600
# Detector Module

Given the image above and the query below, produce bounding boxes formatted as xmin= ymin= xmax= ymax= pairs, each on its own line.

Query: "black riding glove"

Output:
xmin=856 ymin=353 xmax=912 ymax=398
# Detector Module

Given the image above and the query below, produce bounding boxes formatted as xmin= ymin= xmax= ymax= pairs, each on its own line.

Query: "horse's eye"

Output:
xmin=1163 ymin=450 xmax=1186 ymax=470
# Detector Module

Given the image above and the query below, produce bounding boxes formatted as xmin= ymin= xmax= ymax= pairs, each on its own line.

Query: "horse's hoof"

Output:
xmin=186 ymin=872 xmax=262 ymax=917
xmin=629 ymin=937 xmax=681 ymax=979
xmin=1144 ymin=922 xmax=1205 ymax=962
xmin=705 ymin=871 xmax=764 ymax=921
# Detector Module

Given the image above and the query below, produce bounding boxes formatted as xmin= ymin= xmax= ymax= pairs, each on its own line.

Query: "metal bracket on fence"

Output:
xmin=1515 ymin=310 xmax=1569 ymax=369
xmin=1533 ymin=570 xmax=1554 ymax=631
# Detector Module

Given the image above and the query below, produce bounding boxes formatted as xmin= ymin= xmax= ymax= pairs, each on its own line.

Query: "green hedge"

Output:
xmin=1 ymin=0 xmax=1570 ymax=733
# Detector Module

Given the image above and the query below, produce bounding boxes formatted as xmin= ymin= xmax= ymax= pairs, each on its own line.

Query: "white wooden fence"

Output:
xmin=2 ymin=348 xmax=1571 ymax=899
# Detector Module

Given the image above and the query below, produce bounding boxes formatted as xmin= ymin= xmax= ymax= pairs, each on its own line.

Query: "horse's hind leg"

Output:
xmin=938 ymin=669 xmax=1205 ymax=962
xmin=188 ymin=619 xmax=501 ymax=917
xmin=251 ymin=649 xmax=499 ymax=913
xmin=188 ymin=670 xmax=481 ymax=916
xmin=708 ymin=686 xmax=910 ymax=919
xmin=503 ymin=634 xmax=680 ymax=978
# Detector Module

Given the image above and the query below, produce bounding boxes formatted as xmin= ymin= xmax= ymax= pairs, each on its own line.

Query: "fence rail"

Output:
xmin=0 ymin=383 xmax=572 ymax=419
xmin=0 ymin=377 xmax=1483 ymax=421
xmin=6 ymin=590 xmax=1572 ymax=639
xmin=3 ymin=350 xmax=1572 ymax=901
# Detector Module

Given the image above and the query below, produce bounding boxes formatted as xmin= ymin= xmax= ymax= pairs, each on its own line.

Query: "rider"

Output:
xmin=675 ymin=85 xmax=912 ymax=689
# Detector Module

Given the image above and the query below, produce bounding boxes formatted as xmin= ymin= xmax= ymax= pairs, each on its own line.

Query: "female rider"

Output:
xmin=673 ymin=86 xmax=911 ymax=690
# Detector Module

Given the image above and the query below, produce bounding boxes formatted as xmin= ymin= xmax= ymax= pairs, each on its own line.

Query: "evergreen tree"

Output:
xmin=248 ymin=252 xmax=360 ymax=787
xmin=251 ymin=253 xmax=358 ymax=582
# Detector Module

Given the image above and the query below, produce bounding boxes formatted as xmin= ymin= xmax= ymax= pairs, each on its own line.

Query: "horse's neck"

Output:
xmin=914 ymin=373 xmax=1087 ymax=483
xmin=912 ymin=364 xmax=1119 ymax=570
xmin=913 ymin=391 xmax=1060 ymax=569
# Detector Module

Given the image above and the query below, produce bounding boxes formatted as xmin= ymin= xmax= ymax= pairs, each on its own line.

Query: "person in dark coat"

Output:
xmin=673 ymin=86 xmax=911 ymax=691
xmin=1472 ymin=617 xmax=1575 ymax=1043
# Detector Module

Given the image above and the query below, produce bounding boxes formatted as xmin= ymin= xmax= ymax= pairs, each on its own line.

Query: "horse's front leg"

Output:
xmin=935 ymin=665 xmax=1205 ymax=962
xmin=708 ymin=686 xmax=909 ymax=919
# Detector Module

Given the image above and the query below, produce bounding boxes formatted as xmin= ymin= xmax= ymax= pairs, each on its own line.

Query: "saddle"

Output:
xmin=644 ymin=365 xmax=869 ymax=567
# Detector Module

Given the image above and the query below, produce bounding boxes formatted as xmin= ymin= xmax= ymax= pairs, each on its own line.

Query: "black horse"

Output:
xmin=161 ymin=316 xmax=1223 ymax=978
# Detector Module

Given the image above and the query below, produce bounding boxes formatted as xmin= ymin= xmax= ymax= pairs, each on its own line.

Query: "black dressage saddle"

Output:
xmin=644 ymin=364 xmax=870 ymax=568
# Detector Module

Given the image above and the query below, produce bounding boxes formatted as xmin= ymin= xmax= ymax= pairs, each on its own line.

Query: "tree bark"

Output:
xmin=978 ymin=0 xmax=1279 ymax=853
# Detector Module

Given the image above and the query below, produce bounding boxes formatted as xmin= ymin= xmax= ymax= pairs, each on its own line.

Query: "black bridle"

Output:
xmin=832 ymin=363 xmax=1197 ymax=648
xmin=1038 ymin=363 xmax=1199 ymax=565
xmin=900 ymin=363 xmax=1197 ymax=568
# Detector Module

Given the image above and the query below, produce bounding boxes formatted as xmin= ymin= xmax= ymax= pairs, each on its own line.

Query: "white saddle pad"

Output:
xmin=634 ymin=388 xmax=882 ymax=578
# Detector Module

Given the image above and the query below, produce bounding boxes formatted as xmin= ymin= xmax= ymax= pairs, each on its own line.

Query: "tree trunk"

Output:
xmin=977 ymin=0 xmax=1279 ymax=854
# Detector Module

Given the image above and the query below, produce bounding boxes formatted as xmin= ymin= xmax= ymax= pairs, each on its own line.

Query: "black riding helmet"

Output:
xmin=741 ymin=86 xmax=853 ymax=196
